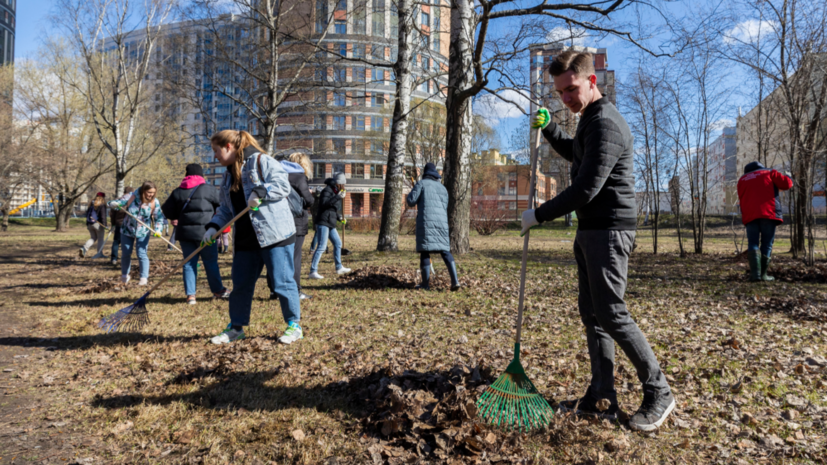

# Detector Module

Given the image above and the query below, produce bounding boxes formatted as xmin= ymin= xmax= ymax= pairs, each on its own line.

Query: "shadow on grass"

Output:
xmin=0 ymin=333 xmax=204 ymax=350
xmin=27 ymin=294 xmax=206 ymax=307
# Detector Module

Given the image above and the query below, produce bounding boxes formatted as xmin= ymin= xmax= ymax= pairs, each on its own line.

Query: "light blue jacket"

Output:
xmin=210 ymin=149 xmax=296 ymax=247
xmin=406 ymin=177 xmax=451 ymax=252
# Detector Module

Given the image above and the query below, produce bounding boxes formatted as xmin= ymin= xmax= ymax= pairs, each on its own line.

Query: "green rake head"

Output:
xmin=476 ymin=343 xmax=554 ymax=431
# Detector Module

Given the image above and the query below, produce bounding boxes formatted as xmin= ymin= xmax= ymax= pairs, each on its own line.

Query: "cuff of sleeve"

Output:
xmin=252 ymin=186 xmax=267 ymax=198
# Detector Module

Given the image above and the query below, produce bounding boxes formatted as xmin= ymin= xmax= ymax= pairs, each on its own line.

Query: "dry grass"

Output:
xmin=0 ymin=219 xmax=825 ymax=464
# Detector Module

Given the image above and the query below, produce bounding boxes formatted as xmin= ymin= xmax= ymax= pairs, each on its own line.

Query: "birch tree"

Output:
xmin=54 ymin=0 xmax=177 ymax=197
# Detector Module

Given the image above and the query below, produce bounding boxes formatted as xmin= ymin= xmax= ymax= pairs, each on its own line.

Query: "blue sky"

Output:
xmin=15 ymin=0 xmax=54 ymax=60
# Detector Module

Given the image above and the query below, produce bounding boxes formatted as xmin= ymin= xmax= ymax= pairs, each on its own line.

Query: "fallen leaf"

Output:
xmin=292 ymin=429 xmax=305 ymax=441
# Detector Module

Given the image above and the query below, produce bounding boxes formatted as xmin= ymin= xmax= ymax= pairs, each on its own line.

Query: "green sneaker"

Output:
xmin=278 ymin=322 xmax=303 ymax=345
xmin=211 ymin=324 xmax=245 ymax=345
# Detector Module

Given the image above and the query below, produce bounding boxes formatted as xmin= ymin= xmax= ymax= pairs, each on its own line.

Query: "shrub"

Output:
xmin=470 ymin=201 xmax=510 ymax=236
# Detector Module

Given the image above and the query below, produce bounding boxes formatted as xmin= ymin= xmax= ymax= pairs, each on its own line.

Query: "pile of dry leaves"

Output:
xmin=337 ymin=265 xmax=451 ymax=290
xmin=770 ymin=260 xmax=827 ymax=283
xmin=750 ymin=296 xmax=827 ymax=322
xmin=343 ymin=363 xmax=550 ymax=463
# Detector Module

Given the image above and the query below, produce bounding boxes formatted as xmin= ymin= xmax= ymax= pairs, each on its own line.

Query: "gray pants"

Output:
xmin=83 ymin=223 xmax=105 ymax=254
xmin=573 ymin=229 xmax=670 ymax=401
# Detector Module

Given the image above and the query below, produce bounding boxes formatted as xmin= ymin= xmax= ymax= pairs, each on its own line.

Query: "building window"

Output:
xmin=353 ymin=0 xmax=367 ymax=34
xmin=371 ymin=140 xmax=384 ymax=155
xmin=354 ymin=67 xmax=366 ymax=83
xmin=355 ymin=115 xmax=365 ymax=130
xmin=333 ymin=115 xmax=346 ymax=130
xmin=353 ymin=44 xmax=366 ymax=58
xmin=353 ymin=164 xmax=365 ymax=177
xmin=352 ymin=140 xmax=365 ymax=155
xmin=314 ymin=162 xmax=326 ymax=180
xmin=432 ymin=7 xmax=441 ymax=51
xmin=371 ymin=93 xmax=384 ymax=107
xmin=333 ymin=139 xmax=346 ymax=155
xmin=370 ymin=45 xmax=384 ymax=60
xmin=333 ymin=66 xmax=346 ymax=82
xmin=336 ymin=0 xmax=347 ymax=10
xmin=352 ymin=90 xmax=365 ymax=106
xmin=315 ymin=67 xmax=328 ymax=82
xmin=391 ymin=2 xmax=399 ymax=38
xmin=372 ymin=0 xmax=385 ymax=36
xmin=316 ymin=0 xmax=329 ymax=33
xmin=334 ymin=20 xmax=347 ymax=34
xmin=421 ymin=10 xmax=429 ymax=27
xmin=371 ymin=116 xmax=383 ymax=131
xmin=372 ymin=68 xmax=384 ymax=85
xmin=334 ymin=91 xmax=346 ymax=106
xmin=370 ymin=164 xmax=384 ymax=179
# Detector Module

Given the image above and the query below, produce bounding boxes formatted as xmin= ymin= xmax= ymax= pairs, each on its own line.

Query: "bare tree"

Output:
xmin=14 ymin=47 xmax=115 ymax=231
xmin=53 ymin=0 xmax=177 ymax=197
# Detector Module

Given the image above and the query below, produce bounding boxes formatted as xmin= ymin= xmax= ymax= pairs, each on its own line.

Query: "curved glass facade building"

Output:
xmin=0 ymin=0 xmax=13 ymax=66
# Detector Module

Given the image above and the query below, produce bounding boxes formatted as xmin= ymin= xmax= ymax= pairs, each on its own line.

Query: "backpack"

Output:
xmin=256 ymin=153 xmax=304 ymax=218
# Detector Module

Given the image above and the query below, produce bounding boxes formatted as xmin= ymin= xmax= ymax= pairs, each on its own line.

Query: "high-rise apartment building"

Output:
xmin=529 ymin=44 xmax=615 ymax=189
xmin=0 ymin=0 xmax=13 ymax=66
xmin=107 ymin=0 xmax=450 ymax=218
xmin=706 ymin=126 xmax=738 ymax=214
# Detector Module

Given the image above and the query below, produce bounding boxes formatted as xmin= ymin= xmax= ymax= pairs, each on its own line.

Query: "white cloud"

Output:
xmin=474 ymin=89 xmax=531 ymax=125
xmin=546 ymin=27 xmax=589 ymax=47
xmin=709 ymin=118 xmax=735 ymax=131
xmin=723 ymin=19 xmax=777 ymax=44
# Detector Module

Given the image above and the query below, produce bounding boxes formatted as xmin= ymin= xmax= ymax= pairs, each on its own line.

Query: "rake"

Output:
xmin=98 ymin=206 xmax=252 ymax=333
xmin=476 ymin=125 xmax=554 ymax=431
xmin=117 ymin=208 xmax=182 ymax=253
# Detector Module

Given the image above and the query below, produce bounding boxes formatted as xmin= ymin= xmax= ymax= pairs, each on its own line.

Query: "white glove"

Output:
xmin=338 ymin=189 xmax=346 ymax=199
xmin=521 ymin=209 xmax=539 ymax=236
xmin=247 ymin=192 xmax=261 ymax=210
xmin=784 ymin=171 xmax=792 ymax=178
xmin=108 ymin=201 xmax=120 ymax=210
xmin=202 ymin=227 xmax=217 ymax=246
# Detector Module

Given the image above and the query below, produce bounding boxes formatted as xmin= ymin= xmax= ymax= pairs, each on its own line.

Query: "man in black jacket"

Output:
xmin=521 ymin=50 xmax=673 ymax=431
xmin=161 ymin=164 xmax=229 ymax=305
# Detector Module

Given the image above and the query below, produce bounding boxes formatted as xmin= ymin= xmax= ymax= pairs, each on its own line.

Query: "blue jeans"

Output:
xmin=230 ymin=245 xmax=300 ymax=327
xmin=180 ymin=240 xmax=224 ymax=296
xmin=111 ymin=227 xmax=121 ymax=260
xmin=746 ymin=218 xmax=778 ymax=257
xmin=309 ymin=225 xmax=342 ymax=273
xmin=121 ymin=234 xmax=150 ymax=278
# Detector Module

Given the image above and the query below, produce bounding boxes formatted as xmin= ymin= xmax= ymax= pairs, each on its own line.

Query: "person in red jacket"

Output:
xmin=737 ymin=161 xmax=793 ymax=281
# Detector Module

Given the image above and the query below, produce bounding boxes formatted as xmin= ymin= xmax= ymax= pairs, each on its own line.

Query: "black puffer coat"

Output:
xmin=281 ymin=161 xmax=315 ymax=236
xmin=161 ymin=181 xmax=221 ymax=242
xmin=315 ymin=178 xmax=343 ymax=229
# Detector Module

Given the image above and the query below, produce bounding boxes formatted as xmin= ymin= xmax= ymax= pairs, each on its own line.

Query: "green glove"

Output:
xmin=532 ymin=108 xmax=551 ymax=129
xmin=340 ymin=218 xmax=347 ymax=225
xmin=152 ymin=231 xmax=162 ymax=238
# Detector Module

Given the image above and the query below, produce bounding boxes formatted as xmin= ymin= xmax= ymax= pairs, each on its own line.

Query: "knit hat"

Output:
xmin=96 ymin=192 xmax=106 ymax=198
xmin=185 ymin=163 xmax=204 ymax=177
xmin=423 ymin=162 xmax=441 ymax=180
xmin=334 ymin=172 xmax=347 ymax=185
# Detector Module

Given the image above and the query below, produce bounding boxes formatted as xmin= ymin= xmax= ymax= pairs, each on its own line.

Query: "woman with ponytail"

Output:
xmin=205 ymin=130 xmax=302 ymax=345
xmin=80 ymin=192 xmax=108 ymax=259
xmin=109 ymin=181 xmax=165 ymax=286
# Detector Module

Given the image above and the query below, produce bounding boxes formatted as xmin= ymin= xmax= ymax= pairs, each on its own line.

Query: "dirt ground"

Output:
xmin=0 ymin=220 xmax=825 ymax=464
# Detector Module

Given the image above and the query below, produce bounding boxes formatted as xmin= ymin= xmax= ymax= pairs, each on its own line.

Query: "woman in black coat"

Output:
xmin=307 ymin=173 xmax=351 ymax=279
xmin=161 ymin=164 xmax=228 ymax=305
xmin=277 ymin=153 xmax=315 ymax=300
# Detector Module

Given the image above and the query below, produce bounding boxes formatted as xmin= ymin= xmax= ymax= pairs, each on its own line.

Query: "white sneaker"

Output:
xmin=138 ymin=278 xmax=148 ymax=286
xmin=211 ymin=324 xmax=245 ymax=345
xmin=278 ymin=323 xmax=303 ymax=344
xmin=336 ymin=267 xmax=352 ymax=275
xmin=79 ymin=248 xmax=86 ymax=258
xmin=121 ymin=275 xmax=130 ymax=285
xmin=308 ymin=271 xmax=324 ymax=280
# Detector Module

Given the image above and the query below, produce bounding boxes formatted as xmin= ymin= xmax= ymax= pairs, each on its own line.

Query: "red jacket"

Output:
xmin=737 ymin=162 xmax=793 ymax=225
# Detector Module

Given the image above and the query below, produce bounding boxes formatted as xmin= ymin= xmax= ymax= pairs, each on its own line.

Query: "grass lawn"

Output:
xmin=0 ymin=220 xmax=825 ymax=464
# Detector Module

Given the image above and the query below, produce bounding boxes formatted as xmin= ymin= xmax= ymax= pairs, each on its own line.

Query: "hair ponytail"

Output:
xmin=211 ymin=130 xmax=266 ymax=192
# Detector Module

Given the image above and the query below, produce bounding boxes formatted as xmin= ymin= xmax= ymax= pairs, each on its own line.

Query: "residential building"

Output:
xmin=472 ymin=149 xmax=515 ymax=166
xmin=471 ymin=165 xmax=556 ymax=220
xmin=0 ymin=0 xmax=13 ymax=66
xmin=529 ymin=43 xmax=616 ymax=188
xmin=707 ymin=126 xmax=738 ymax=214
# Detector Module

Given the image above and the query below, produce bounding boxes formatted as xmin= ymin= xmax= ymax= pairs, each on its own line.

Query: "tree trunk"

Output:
xmin=793 ymin=169 xmax=808 ymax=257
xmin=1 ymin=208 xmax=8 ymax=232
xmin=377 ymin=0 xmax=414 ymax=252
xmin=653 ymin=210 xmax=659 ymax=254
xmin=55 ymin=205 xmax=73 ymax=232
xmin=442 ymin=0 xmax=475 ymax=256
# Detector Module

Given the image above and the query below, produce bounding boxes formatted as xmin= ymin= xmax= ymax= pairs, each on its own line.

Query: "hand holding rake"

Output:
xmin=98 ymin=206 xmax=252 ymax=333
xmin=115 ymin=207 xmax=182 ymax=253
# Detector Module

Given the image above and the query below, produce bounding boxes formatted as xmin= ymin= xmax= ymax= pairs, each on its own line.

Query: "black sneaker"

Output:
xmin=269 ymin=291 xmax=277 ymax=300
xmin=557 ymin=390 xmax=619 ymax=420
xmin=629 ymin=390 xmax=676 ymax=431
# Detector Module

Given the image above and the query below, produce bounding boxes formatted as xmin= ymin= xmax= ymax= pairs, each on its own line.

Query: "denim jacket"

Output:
xmin=110 ymin=195 xmax=164 ymax=239
xmin=211 ymin=149 xmax=296 ymax=247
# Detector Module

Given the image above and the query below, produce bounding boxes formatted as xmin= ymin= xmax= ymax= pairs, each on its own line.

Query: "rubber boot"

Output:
xmin=446 ymin=261 xmax=461 ymax=291
xmin=747 ymin=250 xmax=762 ymax=282
xmin=416 ymin=266 xmax=430 ymax=290
xmin=761 ymin=255 xmax=774 ymax=281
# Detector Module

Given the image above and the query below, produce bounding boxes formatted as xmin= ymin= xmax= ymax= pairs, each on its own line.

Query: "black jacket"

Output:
xmin=315 ymin=178 xmax=343 ymax=229
xmin=161 ymin=182 xmax=221 ymax=242
xmin=536 ymin=97 xmax=637 ymax=230
xmin=287 ymin=171 xmax=315 ymax=236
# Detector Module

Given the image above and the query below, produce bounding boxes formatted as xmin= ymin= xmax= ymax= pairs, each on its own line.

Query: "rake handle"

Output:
xmin=145 ymin=206 xmax=251 ymax=296
xmin=515 ymin=127 xmax=542 ymax=346
xmin=120 ymin=208 xmax=182 ymax=253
